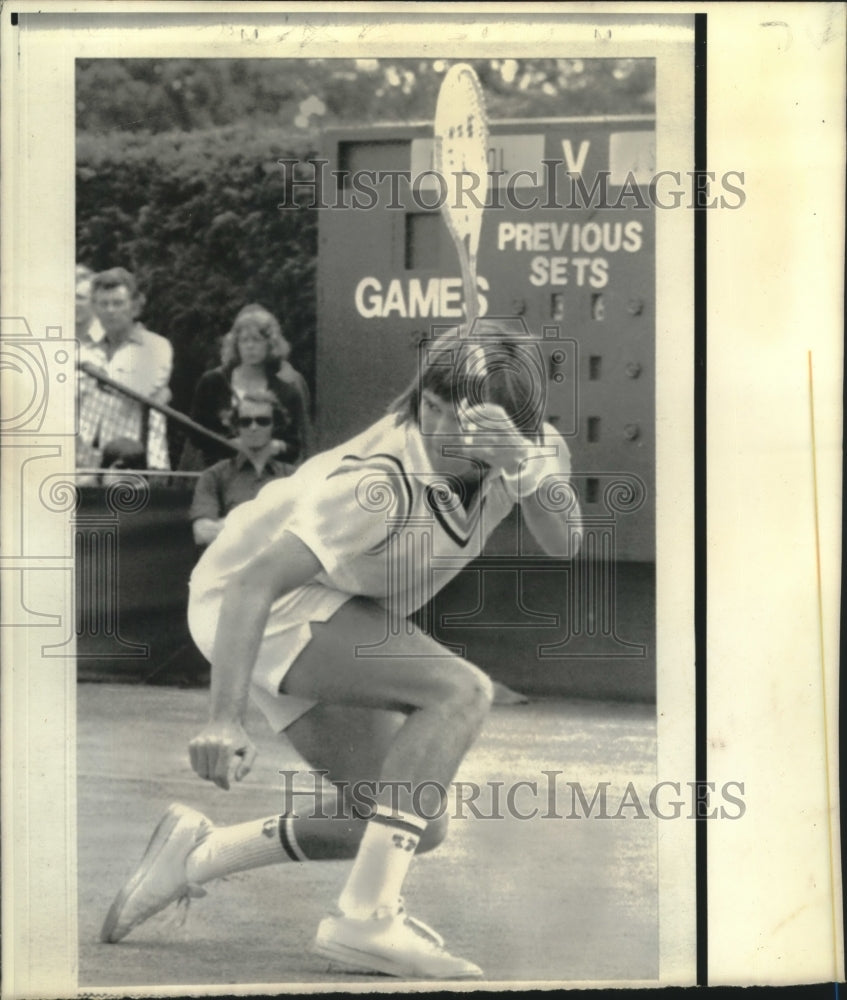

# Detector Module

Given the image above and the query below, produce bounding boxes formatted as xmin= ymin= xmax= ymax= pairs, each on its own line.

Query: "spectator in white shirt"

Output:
xmin=77 ymin=267 xmax=173 ymax=472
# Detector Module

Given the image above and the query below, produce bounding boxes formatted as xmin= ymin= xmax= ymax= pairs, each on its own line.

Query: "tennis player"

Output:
xmin=101 ymin=321 xmax=583 ymax=979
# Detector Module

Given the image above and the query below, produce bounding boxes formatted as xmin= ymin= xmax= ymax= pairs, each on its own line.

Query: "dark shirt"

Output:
xmin=189 ymin=451 xmax=294 ymax=523
xmin=188 ymin=367 xmax=303 ymax=467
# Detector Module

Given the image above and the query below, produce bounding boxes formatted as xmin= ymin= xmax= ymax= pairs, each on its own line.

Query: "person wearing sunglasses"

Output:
xmin=189 ymin=391 xmax=294 ymax=548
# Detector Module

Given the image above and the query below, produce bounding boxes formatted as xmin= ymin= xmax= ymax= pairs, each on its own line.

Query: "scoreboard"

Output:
xmin=316 ymin=115 xmax=655 ymax=564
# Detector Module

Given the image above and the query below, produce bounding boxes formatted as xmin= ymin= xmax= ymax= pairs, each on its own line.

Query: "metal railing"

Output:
xmin=77 ymin=360 xmax=242 ymax=474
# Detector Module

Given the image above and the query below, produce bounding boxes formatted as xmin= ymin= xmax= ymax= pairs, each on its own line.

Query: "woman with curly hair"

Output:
xmin=184 ymin=304 xmax=305 ymax=468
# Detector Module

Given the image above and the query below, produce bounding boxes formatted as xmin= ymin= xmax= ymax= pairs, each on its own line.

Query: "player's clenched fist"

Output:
xmin=189 ymin=719 xmax=258 ymax=790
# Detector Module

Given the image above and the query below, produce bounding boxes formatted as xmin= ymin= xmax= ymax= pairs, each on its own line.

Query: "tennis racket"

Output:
xmin=433 ymin=62 xmax=490 ymax=330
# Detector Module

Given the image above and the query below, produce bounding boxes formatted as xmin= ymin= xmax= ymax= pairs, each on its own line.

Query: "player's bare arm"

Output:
xmin=519 ymin=425 xmax=583 ymax=559
xmin=189 ymin=530 xmax=321 ymax=789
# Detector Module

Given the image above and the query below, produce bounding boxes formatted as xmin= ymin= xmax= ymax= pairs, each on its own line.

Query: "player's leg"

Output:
xmin=187 ymin=591 xmax=479 ymax=881
xmin=110 ymin=703 xmax=445 ymax=952
xmin=101 ymin=605 xmax=405 ymax=943
xmin=276 ymin=596 xmax=490 ymax=977
xmin=103 ymin=597 xmax=489 ymax=976
xmin=274 ymin=595 xmax=487 ymax=863
xmin=181 ymin=703 xmax=449 ymax=890
xmin=169 ymin=597 xmax=488 ymax=977
xmin=283 ymin=595 xmax=492 ymax=798
xmin=270 ymin=702 xmax=451 ymax=859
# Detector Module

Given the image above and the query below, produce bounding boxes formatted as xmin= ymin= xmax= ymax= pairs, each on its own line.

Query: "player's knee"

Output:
xmin=444 ymin=662 xmax=494 ymax=721
xmin=412 ymin=659 xmax=493 ymax=726
xmin=416 ymin=811 xmax=450 ymax=853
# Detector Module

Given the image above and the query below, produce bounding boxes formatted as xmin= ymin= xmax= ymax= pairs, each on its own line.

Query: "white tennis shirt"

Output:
xmin=189 ymin=413 xmax=538 ymax=619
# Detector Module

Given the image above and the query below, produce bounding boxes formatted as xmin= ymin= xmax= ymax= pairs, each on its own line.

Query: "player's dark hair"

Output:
xmin=388 ymin=321 xmax=546 ymax=441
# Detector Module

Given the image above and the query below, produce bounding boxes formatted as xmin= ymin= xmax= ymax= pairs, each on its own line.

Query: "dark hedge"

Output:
xmin=76 ymin=125 xmax=319 ymax=461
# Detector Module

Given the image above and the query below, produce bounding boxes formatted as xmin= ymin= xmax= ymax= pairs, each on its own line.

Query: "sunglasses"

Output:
xmin=237 ymin=416 xmax=272 ymax=428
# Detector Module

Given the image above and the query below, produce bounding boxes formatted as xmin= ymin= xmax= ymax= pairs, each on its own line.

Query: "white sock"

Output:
xmin=186 ymin=814 xmax=307 ymax=883
xmin=337 ymin=806 xmax=427 ymax=919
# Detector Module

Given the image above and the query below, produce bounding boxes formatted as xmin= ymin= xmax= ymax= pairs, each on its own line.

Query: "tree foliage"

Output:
xmin=77 ymin=126 xmax=318 ymax=445
xmin=77 ymin=58 xmax=655 ymax=136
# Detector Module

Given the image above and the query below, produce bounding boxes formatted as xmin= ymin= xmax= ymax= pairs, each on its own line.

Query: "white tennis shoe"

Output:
xmin=313 ymin=903 xmax=483 ymax=980
xmin=101 ymin=802 xmax=212 ymax=943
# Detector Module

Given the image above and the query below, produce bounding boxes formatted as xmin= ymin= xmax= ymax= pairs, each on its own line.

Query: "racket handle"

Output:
xmin=463 ymin=254 xmax=479 ymax=329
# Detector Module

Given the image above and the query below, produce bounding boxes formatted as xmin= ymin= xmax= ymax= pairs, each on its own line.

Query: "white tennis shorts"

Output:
xmin=188 ymin=580 xmax=353 ymax=732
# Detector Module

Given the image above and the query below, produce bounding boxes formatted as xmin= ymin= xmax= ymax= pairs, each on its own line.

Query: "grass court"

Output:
xmin=78 ymin=683 xmax=658 ymax=990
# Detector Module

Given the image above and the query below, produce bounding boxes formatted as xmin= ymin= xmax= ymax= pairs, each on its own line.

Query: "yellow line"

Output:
xmin=807 ymin=350 xmax=841 ymax=978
